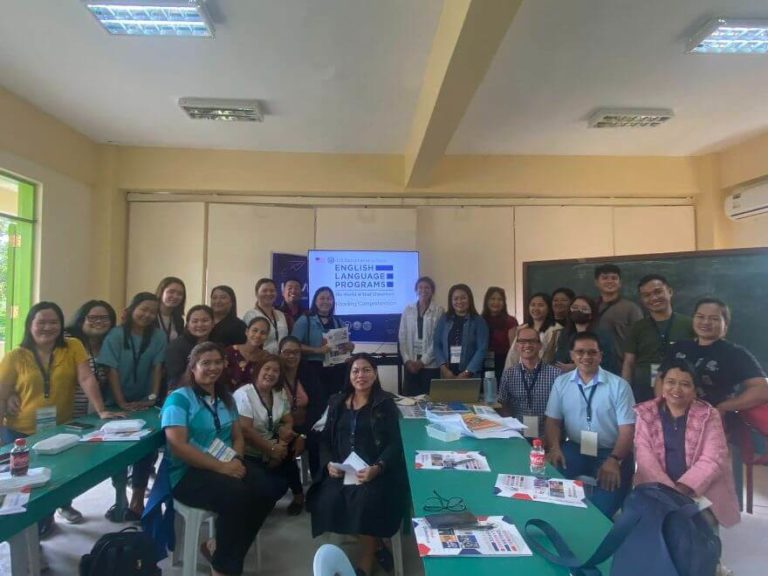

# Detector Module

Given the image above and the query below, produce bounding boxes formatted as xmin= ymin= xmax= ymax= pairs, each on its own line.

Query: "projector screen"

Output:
xmin=308 ymin=250 xmax=420 ymax=342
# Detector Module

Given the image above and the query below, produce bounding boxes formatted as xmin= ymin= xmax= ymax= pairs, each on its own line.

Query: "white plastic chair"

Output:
xmin=312 ymin=543 xmax=357 ymax=576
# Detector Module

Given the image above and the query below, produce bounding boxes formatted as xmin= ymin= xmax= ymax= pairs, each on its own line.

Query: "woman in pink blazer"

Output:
xmin=634 ymin=359 xmax=740 ymax=529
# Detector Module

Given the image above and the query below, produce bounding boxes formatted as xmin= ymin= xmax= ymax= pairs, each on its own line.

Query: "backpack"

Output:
xmin=523 ymin=482 xmax=721 ymax=576
xmin=80 ymin=526 xmax=161 ymax=576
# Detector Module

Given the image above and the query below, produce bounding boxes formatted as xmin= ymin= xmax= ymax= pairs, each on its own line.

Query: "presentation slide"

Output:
xmin=308 ymin=250 xmax=420 ymax=315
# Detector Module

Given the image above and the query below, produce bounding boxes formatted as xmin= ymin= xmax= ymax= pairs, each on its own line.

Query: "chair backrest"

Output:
xmin=312 ymin=544 xmax=356 ymax=576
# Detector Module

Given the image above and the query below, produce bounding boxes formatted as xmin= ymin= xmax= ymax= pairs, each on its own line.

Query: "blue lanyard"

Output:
xmin=577 ymin=381 xmax=598 ymax=429
xmin=350 ymin=409 xmax=359 ymax=449
xmin=519 ymin=362 xmax=542 ymax=410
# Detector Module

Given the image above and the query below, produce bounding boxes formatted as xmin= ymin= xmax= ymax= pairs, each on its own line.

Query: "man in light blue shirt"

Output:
xmin=545 ymin=331 xmax=636 ymax=518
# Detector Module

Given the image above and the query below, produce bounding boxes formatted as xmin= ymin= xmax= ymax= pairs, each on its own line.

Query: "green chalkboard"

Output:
xmin=523 ymin=248 xmax=768 ymax=369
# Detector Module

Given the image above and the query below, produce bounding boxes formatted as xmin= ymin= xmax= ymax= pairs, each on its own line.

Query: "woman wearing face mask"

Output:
xmin=0 ymin=302 xmax=122 ymax=532
xmin=551 ymin=287 xmax=575 ymax=327
xmin=553 ymin=295 xmax=617 ymax=374
xmin=155 ymin=277 xmax=186 ymax=343
xmin=165 ymin=305 xmax=215 ymax=391
xmin=307 ymin=354 xmax=406 ymax=576
xmin=225 ymin=317 xmax=270 ymax=391
xmin=481 ymin=286 xmax=519 ymax=383
xmin=98 ymin=292 xmax=167 ymax=519
xmin=634 ymin=360 xmax=739 ymax=575
xmin=234 ymin=355 xmax=306 ymax=515
xmin=504 ymin=293 xmax=561 ymax=369
xmin=434 ymin=284 xmax=489 ymax=380
xmin=398 ymin=276 xmax=445 ymax=396
xmin=209 ymin=285 xmax=247 ymax=347
xmin=242 ymin=278 xmax=290 ymax=354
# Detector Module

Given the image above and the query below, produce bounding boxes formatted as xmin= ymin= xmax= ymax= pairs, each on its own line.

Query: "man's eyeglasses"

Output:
xmin=572 ymin=349 xmax=600 ymax=357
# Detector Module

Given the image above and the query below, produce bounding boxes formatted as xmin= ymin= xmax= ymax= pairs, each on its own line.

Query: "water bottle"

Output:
xmin=483 ymin=371 xmax=497 ymax=404
xmin=10 ymin=438 xmax=30 ymax=477
xmin=529 ymin=438 xmax=546 ymax=478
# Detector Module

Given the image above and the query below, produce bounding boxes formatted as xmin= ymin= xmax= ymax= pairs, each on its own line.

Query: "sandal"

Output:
xmin=199 ymin=540 xmax=214 ymax=565
xmin=104 ymin=504 xmax=141 ymax=523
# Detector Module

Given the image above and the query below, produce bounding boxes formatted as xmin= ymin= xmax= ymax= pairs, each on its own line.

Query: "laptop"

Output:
xmin=428 ymin=378 xmax=483 ymax=403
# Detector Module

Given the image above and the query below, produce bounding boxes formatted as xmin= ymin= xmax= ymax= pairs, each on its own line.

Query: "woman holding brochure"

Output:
xmin=308 ymin=353 xmax=405 ymax=576
xmin=162 ymin=342 xmax=274 ymax=576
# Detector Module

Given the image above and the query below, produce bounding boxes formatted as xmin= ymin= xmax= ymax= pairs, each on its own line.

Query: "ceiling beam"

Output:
xmin=404 ymin=0 xmax=522 ymax=189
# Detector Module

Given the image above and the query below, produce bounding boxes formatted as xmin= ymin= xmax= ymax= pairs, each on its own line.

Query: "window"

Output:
xmin=0 ymin=173 xmax=35 ymax=357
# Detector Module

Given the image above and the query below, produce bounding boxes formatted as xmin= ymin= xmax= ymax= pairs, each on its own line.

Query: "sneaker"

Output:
xmin=57 ymin=505 xmax=84 ymax=524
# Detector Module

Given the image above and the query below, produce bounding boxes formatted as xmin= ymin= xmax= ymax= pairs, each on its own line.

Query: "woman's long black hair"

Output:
xmin=342 ymin=353 xmax=383 ymax=397
xmin=155 ymin=276 xmax=187 ymax=334
xmin=66 ymin=300 xmax=117 ymax=347
xmin=182 ymin=341 xmax=235 ymax=410
xmin=20 ymin=302 xmax=67 ymax=351
xmin=122 ymin=292 xmax=159 ymax=355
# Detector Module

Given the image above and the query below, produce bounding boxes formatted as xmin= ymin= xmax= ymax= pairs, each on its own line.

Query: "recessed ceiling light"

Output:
xmin=687 ymin=18 xmax=768 ymax=54
xmin=178 ymin=98 xmax=264 ymax=122
xmin=588 ymin=108 xmax=674 ymax=129
xmin=83 ymin=1 xmax=213 ymax=37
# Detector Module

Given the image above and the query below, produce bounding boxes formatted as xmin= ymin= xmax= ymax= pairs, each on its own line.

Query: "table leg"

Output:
xmin=106 ymin=471 xmax=130 ymax=522
xmin=9 ymin=524 xmax=40 ymax=576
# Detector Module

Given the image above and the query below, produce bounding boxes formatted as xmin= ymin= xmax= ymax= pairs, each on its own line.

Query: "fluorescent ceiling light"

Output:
xmin=83 ymin=1 xmax=213 ymax=37
xmin=687 ymin=18 xmax=768 ymax=54
xmin=178 ymin=98 xmax=264 ymax=122
xmin=588 ymin=108 xmax=674 ymax=129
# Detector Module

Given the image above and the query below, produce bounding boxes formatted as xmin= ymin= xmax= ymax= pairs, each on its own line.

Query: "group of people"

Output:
xmin=0 ymin=264 xmax=765 ymax=575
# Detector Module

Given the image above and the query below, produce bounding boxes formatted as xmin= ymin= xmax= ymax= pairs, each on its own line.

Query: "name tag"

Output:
xmin=580 ymin=430 xmax=598 ymax=457
xmin=206 ymin=438 xmax=237 ymax=462
xmin=413 ymin=339 xmax=424 ymax=357
xmin=450 ymin=346 xmax=462 ymax=364
xmin=35 ymin=406 xmax=57 ymax=432
xmin=523 ymin=415 xmax=539 ymax=438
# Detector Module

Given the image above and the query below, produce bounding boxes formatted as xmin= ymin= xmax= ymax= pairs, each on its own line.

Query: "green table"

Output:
xmin=0 ymin=409 xmax=163 ymax=574
xmin=400 ymin=418 xmax=613 ymax=575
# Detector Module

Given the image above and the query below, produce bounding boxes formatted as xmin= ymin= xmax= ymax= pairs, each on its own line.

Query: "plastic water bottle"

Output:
xmin=483 ymin=371 xmax=497 ymax=404
xmin=10 ymin=438 xmax=30 ymax=477
xmin=529 ymin=438 xmax=546 ymax=478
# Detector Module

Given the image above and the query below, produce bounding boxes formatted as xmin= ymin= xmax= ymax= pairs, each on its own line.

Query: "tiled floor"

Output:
xmin=2 ymin=466 xmax=767 ymax=575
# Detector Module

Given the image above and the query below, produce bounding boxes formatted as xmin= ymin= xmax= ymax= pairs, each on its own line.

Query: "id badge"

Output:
xmin=35 ymin=406 xmax=57 ymax=432
xmin=413 ymin=339 xmax=424 ymax=357
xmin=523 ymin=415 xmax=539 ymax=438
xmin=580 ymin=430 xmax=599 ymax=457
xmin=450 ymin=346 xmax=462 ymax=364
xmin=650 ymin=363 xmax=661 ymax=386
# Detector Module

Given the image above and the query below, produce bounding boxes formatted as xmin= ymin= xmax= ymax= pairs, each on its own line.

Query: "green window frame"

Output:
xmin=0 ymin=172 xmax=35 ymax=354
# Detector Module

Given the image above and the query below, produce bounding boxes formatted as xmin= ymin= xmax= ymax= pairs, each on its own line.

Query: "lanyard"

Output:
xmin=257 ymin=306 xmax=279 ymax=342
xmin=519 ymin=362 xmax=542 ymax=410
xmin=577 ymin=380 xmax=598 ymax=430
xmin=317 ymin=315 xmax=336 ymax=334
xmin=254 ymin=387 xmax=274 ymax=432
xmin=650 ymin=316 xmax=674 ymax=355
xmin=127 ymin=335 xmax=143 ymax=388
xmin=417 ymin=303 xmax=426 ymax=340
xmin=32 ymin=349 xmax=55 ymax=399
xmin=350 ymin=408 xmax=359 ymax=449
xmin=449 ymin=316 xmax=465 ymax=346
xmin=285 ymin=376 xmax=298 ymax=411
xmin=198 ymin=393 xmax=221 ymax=432
xmin=157 ymin=315 xmax=173 ymax=341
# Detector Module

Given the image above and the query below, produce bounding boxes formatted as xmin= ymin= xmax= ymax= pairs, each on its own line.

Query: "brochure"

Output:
xmin=323 ymin=327 xmax=351 ymax=367
xmin=414 ymin=450 xmax=491 ymax=472
xmin=412 ymin=515 xmax=532 ymax=557
xmin=493 ymin=474 xmax=587 ymax=508
xmin=425 ymin=410 xmax=524 ymax=440
xmin=0 ymin=490 xmax=30 ymax=515
xmin=80 ymin=429 xmax=152 ymax=442
xmin=329 ymin=451 xmax=368 ymax=485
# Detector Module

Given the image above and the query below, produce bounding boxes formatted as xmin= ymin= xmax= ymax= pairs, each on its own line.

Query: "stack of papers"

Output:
xmin=0 ymin=490 xmax=31 ymax=515
xmin=329 ymin=451 xmax=368 ymax=485
xmin=494 ymin=474 xmax=587 ymax=508
xmin=425 ymin=410 xmax=526 ymax=440
xmin=80 ymin=419 xmax=149 ymax=442
xmin=0 ymin=467 xmax=51 ymax=494
xmin=414 ymin=450 xmax=491 ymax=472
xmin=412 ymin=515 xmax=532 ymax=557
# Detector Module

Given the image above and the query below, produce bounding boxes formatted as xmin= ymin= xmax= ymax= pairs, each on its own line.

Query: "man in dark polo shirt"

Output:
xmin=594 ymin=264 xmax=643 ymax=366
xmin=621 ymin=274 xmax=694 ymax=402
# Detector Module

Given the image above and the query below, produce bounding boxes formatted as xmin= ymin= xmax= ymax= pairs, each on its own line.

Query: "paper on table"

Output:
xmin=425 ymin=409 xmax=524 ymax=440
xmin=412 ymin=515 xmax=532 ymax=557
xmin=80 ymin=429 xmax=152 ymax=442
xmin=329 ymin=451 xmax=369 ymax=485
xmin=494 ymin=474 xmax=587 ymax=508
xmin=101 ymin=419 xmax=146 ymax=433
xmin=0 ymin=467 xmax=51 ymax=494
xmin=0 ymin=490 xmax=31 ymax=515
xmin=414 ymin=450 xmax=491 ymax=472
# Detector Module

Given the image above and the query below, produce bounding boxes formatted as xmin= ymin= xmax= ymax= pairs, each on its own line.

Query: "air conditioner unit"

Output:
xmin=725 ymin=180 xmax=768 ymax=221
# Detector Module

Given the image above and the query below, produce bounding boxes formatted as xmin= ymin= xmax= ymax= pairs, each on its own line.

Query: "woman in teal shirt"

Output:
xmin=162 ymin=342 xmax=273 ymax=576
xmin=98 ymin=292 xmax=166 ymax=519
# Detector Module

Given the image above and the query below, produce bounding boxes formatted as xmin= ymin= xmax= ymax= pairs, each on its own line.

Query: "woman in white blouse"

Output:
xmin=233 ymin=354 xmax=306 ymax=515
xmin=242 ymin=278 xmax=290 ymax=354
xmin=398 ymin=276 xmax=445 ymax=396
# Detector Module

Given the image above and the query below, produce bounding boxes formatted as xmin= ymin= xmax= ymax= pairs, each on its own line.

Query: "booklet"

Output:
xmin=80 ymin=429 xmax=152 ymax=442
xmin=323 ymin=327 xmax=351 ymax=367
xmin=493 ymin=474 xmax=587 ymax=508
xmin=329 ymin=451 xmax=368 ymax=485
xmin=414 ymin=450 xmax=491 ymax=472
xmin=426 ymin=409 xmax=525 ymax=440
xmin=412 ymin=515 xmax=532 ymax=557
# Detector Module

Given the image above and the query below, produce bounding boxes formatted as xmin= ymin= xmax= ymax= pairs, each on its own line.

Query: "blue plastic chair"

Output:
xmin=312 ymin=543 xmax=356 ymax=576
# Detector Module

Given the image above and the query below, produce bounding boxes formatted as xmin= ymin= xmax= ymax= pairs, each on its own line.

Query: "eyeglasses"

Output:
xmin=85 ymin=315 xmax=111 ymax=324
xmin=423 ymin=490 xmax=466 ymax=513
xmin=572 ymin=349 xmax=601 ymax=357
xmin=569 ymin=307 xmax=591 ymax=313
